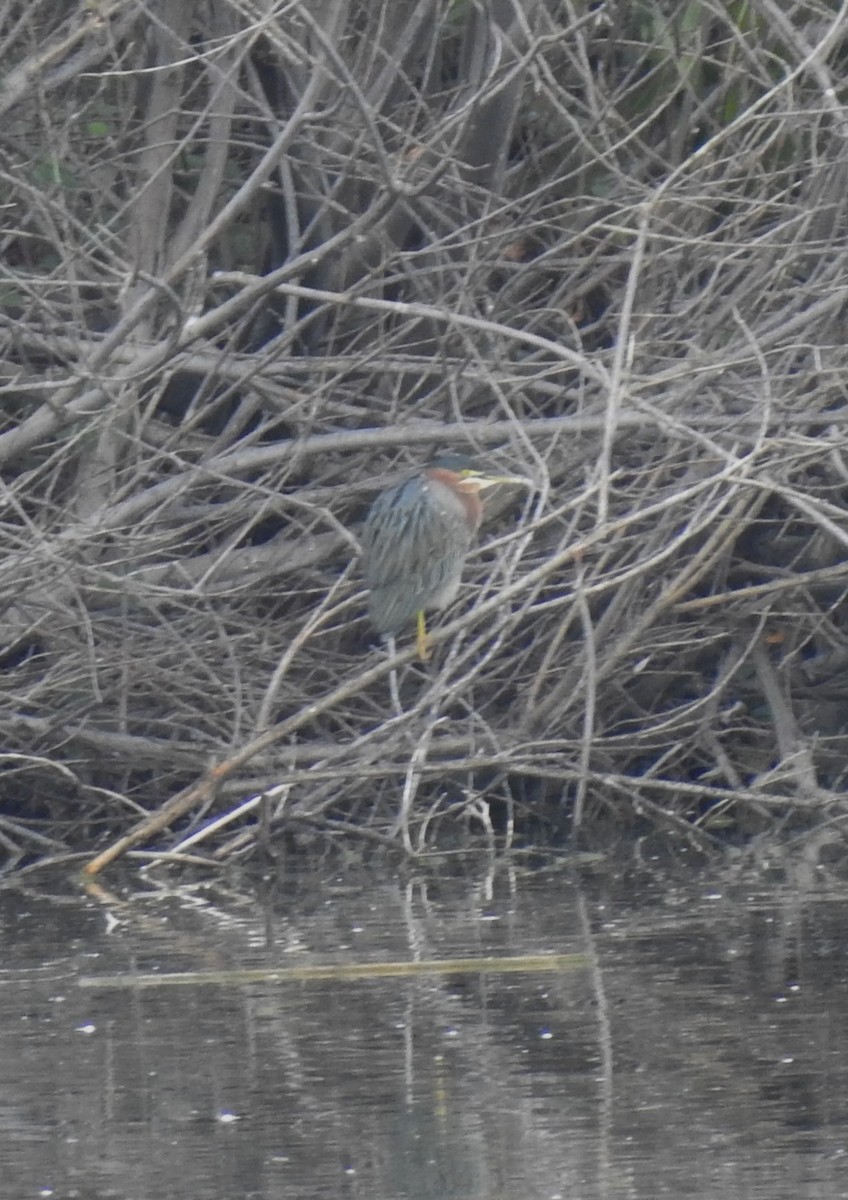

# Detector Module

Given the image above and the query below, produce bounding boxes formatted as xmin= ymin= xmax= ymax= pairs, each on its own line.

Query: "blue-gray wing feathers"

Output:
xmin=362 ymin=477 xmax=473 ymax=634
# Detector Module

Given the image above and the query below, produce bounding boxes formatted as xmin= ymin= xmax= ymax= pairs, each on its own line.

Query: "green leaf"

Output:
xmin=30 ymin=157 xmax=79 ymax=190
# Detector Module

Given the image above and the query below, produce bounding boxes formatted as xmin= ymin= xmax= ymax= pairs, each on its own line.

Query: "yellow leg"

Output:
xmin=416 ymin=610 xmax=431 ymax=661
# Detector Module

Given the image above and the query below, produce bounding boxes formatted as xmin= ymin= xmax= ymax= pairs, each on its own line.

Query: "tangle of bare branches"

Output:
xmin=2 ymin=1 xmax=848 ymax=872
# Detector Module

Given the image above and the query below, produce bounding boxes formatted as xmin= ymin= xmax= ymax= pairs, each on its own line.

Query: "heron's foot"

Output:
xmin=416 ymin=610 xmax=432 ymax=661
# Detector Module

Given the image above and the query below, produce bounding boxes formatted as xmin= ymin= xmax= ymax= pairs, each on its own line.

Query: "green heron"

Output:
xmin=361 ymin=453 xmax=531 ymax=660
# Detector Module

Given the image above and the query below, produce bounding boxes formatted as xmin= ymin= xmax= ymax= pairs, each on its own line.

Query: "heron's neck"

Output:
xmin=427 ymin=469 xmax=483 ymax=530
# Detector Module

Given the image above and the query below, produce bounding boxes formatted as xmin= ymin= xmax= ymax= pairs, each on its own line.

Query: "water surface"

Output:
xmin=1 ymin=847 xmax=846 ymax=1199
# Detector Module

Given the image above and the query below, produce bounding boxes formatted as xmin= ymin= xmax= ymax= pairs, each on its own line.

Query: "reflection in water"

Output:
xmin=0 ymin=854 xmax=846 ymax=1199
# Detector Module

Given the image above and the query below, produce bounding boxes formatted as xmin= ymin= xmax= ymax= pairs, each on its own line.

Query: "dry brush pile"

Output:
xmin=2 ymin=0 xmax=848 ymax=870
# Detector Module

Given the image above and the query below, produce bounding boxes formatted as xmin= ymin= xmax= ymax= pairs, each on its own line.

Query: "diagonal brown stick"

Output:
xmin=82 ymin=646 xmax=415 ymax=876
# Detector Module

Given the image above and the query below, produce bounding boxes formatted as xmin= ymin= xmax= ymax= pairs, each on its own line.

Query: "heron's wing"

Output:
xmin=362 ymin=478 xmax=473 ymax=633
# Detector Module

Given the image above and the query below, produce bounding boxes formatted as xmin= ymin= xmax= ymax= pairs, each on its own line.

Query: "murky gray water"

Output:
xmin=1 ymin=847 xmax=847 ymax=1199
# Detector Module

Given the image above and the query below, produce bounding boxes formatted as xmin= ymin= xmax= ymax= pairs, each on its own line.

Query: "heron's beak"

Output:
xmin=476 ymin=473 xmax=535 ymax=491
